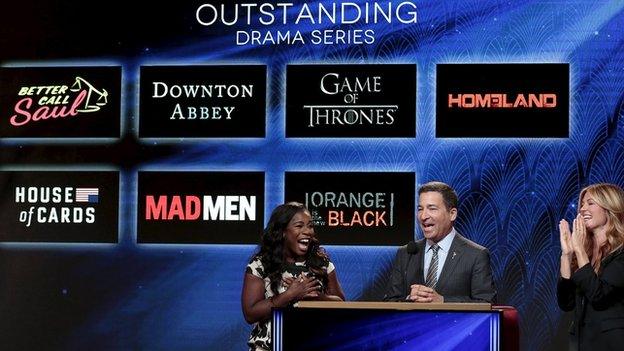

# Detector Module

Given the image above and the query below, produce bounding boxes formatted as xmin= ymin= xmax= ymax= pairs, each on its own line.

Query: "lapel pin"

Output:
xmin=452 ymin=251 xmax=456 ymax=260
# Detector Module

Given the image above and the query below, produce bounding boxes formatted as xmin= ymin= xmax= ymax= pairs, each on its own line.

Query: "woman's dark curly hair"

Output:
xmin=252 ymin=202 xmax=329 ymax=295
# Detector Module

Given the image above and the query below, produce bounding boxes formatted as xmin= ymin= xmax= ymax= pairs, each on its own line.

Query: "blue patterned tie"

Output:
xmin=425 ymin=244 xmax=440 ymax=288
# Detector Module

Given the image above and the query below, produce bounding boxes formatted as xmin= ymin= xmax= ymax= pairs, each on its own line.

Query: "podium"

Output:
xmin=272 ymin=301 xmax=510 ymax=351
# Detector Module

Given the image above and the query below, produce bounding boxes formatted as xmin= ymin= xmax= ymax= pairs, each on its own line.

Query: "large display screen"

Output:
xmin=2 ymin=1 xmax=622 ymax=350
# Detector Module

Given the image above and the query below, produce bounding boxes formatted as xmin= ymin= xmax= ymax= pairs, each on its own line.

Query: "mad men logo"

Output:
xmin=145 ymin=195 xmax=256 ymax=221
xmin=286 ymin=64 xmax=416 ymax=137
xmin=137 ymin=171 xmax=264 ymax=244
xmin=0 ymin=67 xmax=120 ymax=138
xmin=285 ymin=172 xmax=414 ymax=245
xmin=0 ymin=171 xmax=119 ymax=243
xmin=139 ymin=65 xmax=266 ymax=138
xmin=436 ymin=63 xmax=569 ymax=138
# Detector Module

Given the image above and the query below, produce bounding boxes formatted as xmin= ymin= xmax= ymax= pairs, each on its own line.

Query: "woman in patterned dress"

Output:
xmin=241 ymin=202 xmax=345 ymax=351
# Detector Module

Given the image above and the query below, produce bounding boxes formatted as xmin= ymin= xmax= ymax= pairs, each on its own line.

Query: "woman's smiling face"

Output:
xmin=283 ymin=210 xmax=315 ymax=262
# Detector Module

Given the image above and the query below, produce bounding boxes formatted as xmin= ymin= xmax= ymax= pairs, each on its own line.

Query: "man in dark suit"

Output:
xmin=384 ymin=181 xmax=496 ymax=303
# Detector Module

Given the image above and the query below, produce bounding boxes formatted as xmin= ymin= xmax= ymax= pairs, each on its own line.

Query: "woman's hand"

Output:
xmin=284 ymin=274 xmax=320 ymax=301
xmin=571 ymin=214 xmax=590 ymax=267
xmin=559 ymin=219 xmax=575 ymax=279
xmin=559 ymin=219 xmax=574 ymax=258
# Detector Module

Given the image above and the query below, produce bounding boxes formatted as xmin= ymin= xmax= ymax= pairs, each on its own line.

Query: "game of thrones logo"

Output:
xmin=305 ymin=72 xmax=397 ymax=128
xmin=286 ymin=64 xmax=416 ymax=137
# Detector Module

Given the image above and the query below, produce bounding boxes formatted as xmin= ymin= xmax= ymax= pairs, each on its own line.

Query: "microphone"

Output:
xmin=403 ymin=241 xmax=418 ymax=299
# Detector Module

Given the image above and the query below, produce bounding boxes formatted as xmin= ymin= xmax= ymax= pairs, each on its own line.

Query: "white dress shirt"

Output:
xmin=423 ymin=228 xmax=456 ymax=283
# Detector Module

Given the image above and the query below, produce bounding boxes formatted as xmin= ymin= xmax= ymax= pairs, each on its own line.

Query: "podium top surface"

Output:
xmin=294 ymin=301 xmax=492 ymax=311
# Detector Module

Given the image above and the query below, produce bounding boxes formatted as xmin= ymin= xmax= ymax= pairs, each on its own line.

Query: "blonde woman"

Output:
xmin=558 ymin=183 xmax=624 ymax=351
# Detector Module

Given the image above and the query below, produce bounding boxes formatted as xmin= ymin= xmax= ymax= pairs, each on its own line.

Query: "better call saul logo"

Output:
xmin=436 ymin=63 xmax=569 ymax=138
xmin=286 ymin=64 xmax=416 ymax=137
xmin=285 ymin=172 xmax=414 ymax=245
xmin=0 ymin=67 xmax=120 ymax=138
xmin=139 ymin=65 xmax=266 ymax=138
xmin=137 ymin=171 xmax=264 ymax=244
xmin=0 ymin=171 xmax=119 ymax=243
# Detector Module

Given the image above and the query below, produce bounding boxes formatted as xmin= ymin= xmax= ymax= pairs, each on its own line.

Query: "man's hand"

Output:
xmin=408 ymin=284 xmax=444 ymax=303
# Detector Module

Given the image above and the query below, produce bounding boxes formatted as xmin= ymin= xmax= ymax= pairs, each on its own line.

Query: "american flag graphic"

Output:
xmin=75 ymin=188 xmax=99 ymax=203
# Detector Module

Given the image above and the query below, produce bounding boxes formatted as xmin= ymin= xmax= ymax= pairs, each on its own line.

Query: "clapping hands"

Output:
xmin=559 ymin=214 xmax=590 ymax=273
xmin=571 ymin=214 xmax=589 ymax=256
xmin=559 ymin=219 xmax=574 ymax=257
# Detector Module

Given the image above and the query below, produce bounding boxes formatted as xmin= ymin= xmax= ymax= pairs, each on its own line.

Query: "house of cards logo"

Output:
xmin=0 ymin=67 xmax=120 ymax=138
xmin=285 ymin=172 xmax=414 ymax=245
xmin=0 ymin=171 xmax=119 ymax=243
xmin=15 ymin=187 xmax=98 ymax=228
xmin=137 ymin=171 xmax=264 ymax=244
xmin=139 ymin=65 xmax=266 ymax=138
xmin=436 ymin=63 xmax=569 ymax=138
xmin=286 ymin=64 xmax=416 ymax=137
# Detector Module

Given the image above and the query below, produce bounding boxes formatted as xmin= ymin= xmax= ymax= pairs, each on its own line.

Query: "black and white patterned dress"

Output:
xmin=245 ymin=257 xmax=335 ymax=351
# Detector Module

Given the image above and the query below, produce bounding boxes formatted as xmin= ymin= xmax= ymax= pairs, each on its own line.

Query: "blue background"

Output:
xmin=2 ymin=1 xmax=624 ymax=350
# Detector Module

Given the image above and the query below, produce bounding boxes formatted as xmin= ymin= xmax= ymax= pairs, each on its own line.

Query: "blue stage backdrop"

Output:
xmin=2 ymin=1 xmax=624 ymax=350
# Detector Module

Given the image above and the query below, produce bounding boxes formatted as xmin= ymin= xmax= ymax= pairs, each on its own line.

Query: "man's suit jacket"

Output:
xmin=384 ymin=233 xmax=496 ymax=302
xmin=557 ymin=247 xmax=624 ymax=351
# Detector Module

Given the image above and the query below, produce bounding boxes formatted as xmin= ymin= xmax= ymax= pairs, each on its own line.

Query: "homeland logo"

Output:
xmin=436 ymin=63 xmax=569 ymax=138
xmin=448 ymin=93 xmax=557 ymax=109
xmin=0 ymin=67 xmax=120 ymax=138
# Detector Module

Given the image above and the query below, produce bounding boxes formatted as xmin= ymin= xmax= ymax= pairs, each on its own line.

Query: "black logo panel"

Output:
xmin=286 ymin=64 xmax=416 ymax=137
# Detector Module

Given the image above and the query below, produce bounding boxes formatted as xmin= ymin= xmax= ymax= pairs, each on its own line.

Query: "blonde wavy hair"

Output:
xmin=577 ymin=183 xmax=624 ymax=272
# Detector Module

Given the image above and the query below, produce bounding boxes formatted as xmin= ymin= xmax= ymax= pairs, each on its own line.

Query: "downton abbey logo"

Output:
xmin=0 ymin=66 xmax=121 ymax=138
xmin=139 ymin=65 xmax=266 ymax=138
